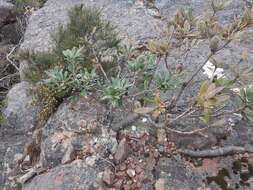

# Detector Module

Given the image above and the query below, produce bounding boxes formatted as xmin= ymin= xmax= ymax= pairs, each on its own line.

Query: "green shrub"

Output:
xmin=22 ymin=5 xmax=120 ymax=121
xmin=21 ymin=3 xmax=253 ymax=130
xmin=22 ymin=5 xmax=120 ymax=83
xmin=53 ymin=5 xmax=120 ymax=69
xmin=102 ymin=78 xmax=132 ymax=107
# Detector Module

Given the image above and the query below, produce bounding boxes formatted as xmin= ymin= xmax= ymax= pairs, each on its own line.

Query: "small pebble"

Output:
xmin=126 ymin=169 xmax=136 ymax=178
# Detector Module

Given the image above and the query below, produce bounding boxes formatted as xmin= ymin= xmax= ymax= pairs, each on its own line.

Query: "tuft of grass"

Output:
xmin=53 ymin=5 xmax=120 ymax=68
xmin=14 ymin=0 xmax=46 ymax=13
xmin=19 ymin=51 xmax=59 ymax=82
xmin=21 ymin=5 xmax=120 ymax=83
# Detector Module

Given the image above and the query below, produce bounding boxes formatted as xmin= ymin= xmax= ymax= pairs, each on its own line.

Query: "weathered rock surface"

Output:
xmin=2 ymin=0 xmax=253 ymax=190
xmin=0 ymin=0 xmax=15 ymax=29
xmin=0 ymin=127 xmax=31 ymax=190
xmin=0 ymin=82 xmax=41 ymax=189
xmin=3 ymin=82 xmax=40 ymax=130
xmin=22 ymin=159 xmax=109 ymax=190
xmin=40 ymin=96 xmax=117 ymax=169
xmin=156 ymin=157 xmax=203 ymax=190
xmin=20 ymin=0 xmax=164 ymax=53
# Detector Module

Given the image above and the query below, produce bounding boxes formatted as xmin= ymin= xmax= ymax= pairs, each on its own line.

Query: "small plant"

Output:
xmin=128 ymin=53 xmax=157 ymax=90
xmin=19 ymin=51 xmax=58 ymax=82
xmin=24 ymin=5 xmax=120 ymax=121
xmin=44 ymin=67 xmax=70 ymax=94
xmin=239 ymin=87 xmax=253 ymax=122
xmin=155 ymin=71 xmax=182 ymax=92
xmin=54 ymin=5 xmax=120 ymax=68
xmin=62 ymin=47 xmax=83 ymax=66
xmin=102 ymin=78 xmax=132 ymax=107
xmin=196 ymin=81 xmax=230 ymax=124
xmin=22 ymin=5 xmax=120 ymax=83
xmin=35 ymin=85 xmax=60 ymax=122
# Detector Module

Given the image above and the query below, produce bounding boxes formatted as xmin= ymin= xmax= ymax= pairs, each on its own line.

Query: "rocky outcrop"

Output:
xmin=2 ymin=0 xmax=253 ymax=190
xmin=20 ymin=0 xmax=164 ymax=53
xmin=40 ymin=96 xmax=117 ymax=169
xmin=0 ymin=0 xmax=15 ymax=29
xmin=3 ymin=82 xmax=40 ymax=130
xmin=22 ymin=159 xmax=109 ymax=190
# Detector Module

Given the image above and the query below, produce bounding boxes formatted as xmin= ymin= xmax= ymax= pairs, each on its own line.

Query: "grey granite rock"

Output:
xmin=0 ymin=0 xmax=15 ymax=29
xmin=3 ymin=82 xmax=40 ymax=130
xmin=20 ymin=0 xmax=164 ymax=53
xmin=3 ymin=0 xmax=253 ymax=190
xmin=40 ymin=96 xmax=117 ymax=169
xmin=22 ymin=159 xmax=108 ymax=190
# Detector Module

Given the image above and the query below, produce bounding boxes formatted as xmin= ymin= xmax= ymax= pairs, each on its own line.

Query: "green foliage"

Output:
xmin=44 ymin=67 xmax=70 ymax=95
xmin=239 ymin=87 xmax=253 ymax=122
xmin=37 ymin=47 xmax=98 ymax=121
xmin=54 ymin=5 xmax=120 ymax=68
xmin=20 ymin=51 xmax=58 ymax=82
xmin=25 ymin=5 xmax=119 ymax=121
xmin=20 ymin=3 xmax=253 ymax=129
xmin=155 ymin=72 xmax=182 ymax=92
xmin=35 ymin=85 xmax=60 ymax=122
xmin=62 ymin=47 xmax=83 ymax=66
xmin=15 ymin=0 xmax=46 ymax=13
xmin=102 ymin=78 xmax=132 ymax=107
xmin=119 ymin=43 xmax=138 ymax=61
xmin=128 ymin=53 xmax=157 ymax=90
xmin=22 ymin=5 xmax=120 ymax=83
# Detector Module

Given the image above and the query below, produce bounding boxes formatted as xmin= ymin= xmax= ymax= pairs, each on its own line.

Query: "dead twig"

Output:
xmin=169 ymin=106 xmax=196 ymax=123
xmin=6 ymin=37 xmax=23 ymax=71
xmin=167 ymin=39 xmax=232 ymax=110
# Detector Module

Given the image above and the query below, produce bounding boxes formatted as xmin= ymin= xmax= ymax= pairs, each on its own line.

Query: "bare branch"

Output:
xmin=167 ymin=39 xmax=232 ymax=110
xmin=6 ymin=37 xmax=23 ymax=71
